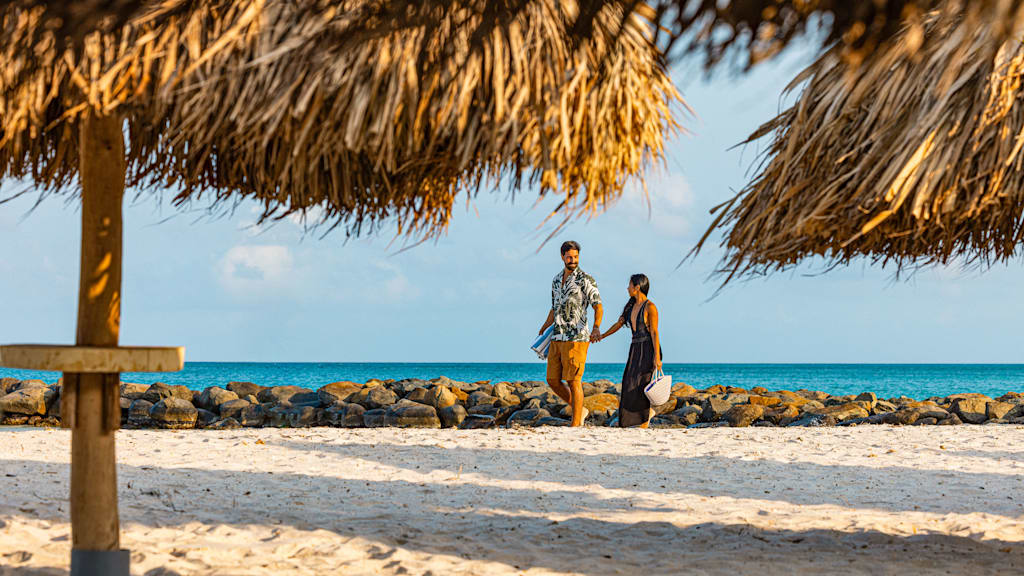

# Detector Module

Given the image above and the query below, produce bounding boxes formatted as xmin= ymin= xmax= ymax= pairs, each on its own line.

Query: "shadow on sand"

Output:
xmin=3 ymin=441 xmax=1024 ymax=575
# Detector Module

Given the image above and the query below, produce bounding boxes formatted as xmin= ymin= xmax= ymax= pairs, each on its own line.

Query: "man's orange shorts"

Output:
xmin=546 ymin=341 xmax=589 ymax=383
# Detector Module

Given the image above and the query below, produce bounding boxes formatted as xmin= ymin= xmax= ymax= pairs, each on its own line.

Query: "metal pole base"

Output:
xmin=71 ymin=549 xmax=130 ymax=576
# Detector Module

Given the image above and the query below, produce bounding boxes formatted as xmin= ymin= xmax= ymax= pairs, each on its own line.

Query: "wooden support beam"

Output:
xmin=70 ymin=111 xmax=125 ymax=556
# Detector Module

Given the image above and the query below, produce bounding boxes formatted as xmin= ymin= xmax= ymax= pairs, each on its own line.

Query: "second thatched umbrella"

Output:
xmin=694 ymin=6 xmax=1024 ymax=282
xmin=0 ymin=1 xmax=680 ymax=573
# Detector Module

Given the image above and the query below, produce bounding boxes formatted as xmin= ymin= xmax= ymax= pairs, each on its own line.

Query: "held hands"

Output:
xmin=590 ymin=326 xmax=602 ymax=343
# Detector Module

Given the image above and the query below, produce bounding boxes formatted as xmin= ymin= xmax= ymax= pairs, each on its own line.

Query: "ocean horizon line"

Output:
xmin=177 ymin=361 xmax=1024 ymax=366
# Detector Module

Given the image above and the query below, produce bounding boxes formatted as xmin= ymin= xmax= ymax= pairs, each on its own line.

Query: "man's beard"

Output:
xmin=565 ymin=262 xmax=578 ymax=271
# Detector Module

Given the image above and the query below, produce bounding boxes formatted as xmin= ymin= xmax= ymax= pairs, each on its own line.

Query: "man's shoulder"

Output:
xmin=577 ymin=269 xmax=598 ymax=285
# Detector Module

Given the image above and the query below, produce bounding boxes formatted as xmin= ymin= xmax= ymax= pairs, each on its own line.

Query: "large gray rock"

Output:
xmin=492 ymin=382 xmax=516 ymax=401
xmin=120 ymin=382 xmax=149 ymax=400
xmin=208 ymin=418 xmax=241 ymax=430
xmin=218 ymin=398 xmax=251 ymax=420
xmin=701 ymin=397 xmax=733 ymax=422
xmin=127 ymin=399 xmax=154 ymax=426
xmin=317 ymin=382 xmax=361 ymax=405
xmin=996 ymin=392 xmax=1024 ymax=405
xmin=324 ymin=402 xmax=366 ymax=427
xmin=0 ymin=387 xmax=57 ymax=415
xmin=227 ymin=381 xmax=263 ymax=398
xmin=987 ymin=401 xmax=1014 ymax=421
xmin=804 ymin=402 xmax=871 ymax=422
xmin=471 ymin=383 xmax=495 ymax=397
xmin=391 ymin=379 xmax=431 ymax=396
xmin=240 ymin=404 xmax=266 ymax=427
xmin=268 ymin=405 xmax=319 ymax=428
xmin=855 ymin=392 xmax=878 ymax=409
xmin=142 ymin=382 xmax=192 ymax=404
xmin=494 ymin=395 xmax=522 ymax=408
xmin=196 ymin=387 xmax=239 ymax=413
xmin=353 ymin=387 xmax=399 ymax=409
xmin=535 ymin=416 xmax=571 ymax=427
xmin=506 ymin=408 xmax=550 ymax=427
xmin=289 ymin=392 xmax=322 ymax=408
xmin=148 ymin=398 xmax=198 ymax=429
xmin=786 ymin=414 xmax=837 ymax=427
xmin=873 ymin=400 xmax=898 ymax=413
xmin=468 ymin=404 xmax=500 ymax=417
xmin=14 ymin=379 xmax=48 ymax=391
xmin=950 ymin=396 xmax=990 ymax=424
xmin=722 ymin=404 xmax=764 ymax=427
xmin=663 ymin=406 xmax=700 ymax=427
xmin=521 ymin=398 xmax=543 ymax=411
xmin=459 ymin=414 xmax=497 ymax=429
xmin=363 ymin=408 xmax=388 ymax=428
xmin=467 ymin=392 xmax=498 ymax=408
xmin=385 ymin=400 xmax=441 ymax=428
xmin=0 ymin=377 xmax=19 ymax=395
xmin=196 ymin=409 xmax=218 ymax=428
xmin=439 ymin=404 xmax=467 ymax=428
xmin=431 ymin=386 xmax=458 ymax=410
xmin=404 ymin=387 xmax=434 ymax=406
xmin=256 ymin=385 xmax=309 ymax=405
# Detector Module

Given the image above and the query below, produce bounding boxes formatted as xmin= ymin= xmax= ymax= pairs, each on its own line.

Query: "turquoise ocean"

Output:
xmin=2 ymin=363 xmax=1024 ymax=400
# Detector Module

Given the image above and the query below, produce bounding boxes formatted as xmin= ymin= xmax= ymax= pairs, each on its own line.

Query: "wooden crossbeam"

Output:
xmin=0 ymin=344 xmax=184 ymax=373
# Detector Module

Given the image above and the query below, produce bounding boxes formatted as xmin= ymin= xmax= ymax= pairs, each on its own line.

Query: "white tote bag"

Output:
xmin=644 ymin=368 xmax=672 ymax=406
xmin=531 ymin=325 xmax=555 ymax=360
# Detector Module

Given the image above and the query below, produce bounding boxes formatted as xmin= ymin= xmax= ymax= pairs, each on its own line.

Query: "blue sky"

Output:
xmin=2 ymin=45 xmax=1023 ymax=364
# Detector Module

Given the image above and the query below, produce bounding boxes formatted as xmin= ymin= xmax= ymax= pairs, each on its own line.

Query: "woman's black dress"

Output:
xmin=619 ymin=300 xmax=662 ymax=427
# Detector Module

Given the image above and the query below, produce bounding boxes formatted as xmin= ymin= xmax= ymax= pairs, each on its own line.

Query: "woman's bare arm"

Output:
xmin=599 ymin=317 xmax=625 ymax=341
xmin=646 ymin=302 xmax=661 ymax=369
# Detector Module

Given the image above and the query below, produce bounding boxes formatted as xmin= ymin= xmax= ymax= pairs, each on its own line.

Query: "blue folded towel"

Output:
xmin=530 ymin=326 xmax=554 ymax=360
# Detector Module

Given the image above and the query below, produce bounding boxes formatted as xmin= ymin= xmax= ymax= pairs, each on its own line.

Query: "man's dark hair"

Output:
xmin=560 ymin=240 xmax=581 ymax=255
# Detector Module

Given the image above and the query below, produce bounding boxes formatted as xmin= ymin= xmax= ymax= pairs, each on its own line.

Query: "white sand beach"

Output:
xmin=2 ymin=425 xmax=1024 ymax=575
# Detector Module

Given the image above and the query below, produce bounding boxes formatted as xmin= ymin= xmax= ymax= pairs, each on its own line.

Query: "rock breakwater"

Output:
xmin=1 ymin=376 xmax=1023 ymax=429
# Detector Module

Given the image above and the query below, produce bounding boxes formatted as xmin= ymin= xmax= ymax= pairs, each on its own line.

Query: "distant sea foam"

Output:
xmin=2 ymin=362 xmax=1024 ymax=400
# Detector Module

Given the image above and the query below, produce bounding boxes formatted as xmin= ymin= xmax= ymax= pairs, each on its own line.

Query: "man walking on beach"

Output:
xmin=539 ymin=240 xmax=602 ymax=426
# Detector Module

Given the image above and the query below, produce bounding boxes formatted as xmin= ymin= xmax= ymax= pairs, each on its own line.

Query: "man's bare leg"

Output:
xmin=569 ymin=379 xmax=585 ymax=427
xmin=547 ymin=378 xmax=572 ymax=405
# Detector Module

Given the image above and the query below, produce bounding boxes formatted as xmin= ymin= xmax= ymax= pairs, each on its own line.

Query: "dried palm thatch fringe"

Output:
xmin=0 ymin=0 xmax=681 ymax=239
xmin=8 ymin=0 xmax=1024 ymax=71
xmin=649 ymin=0 xmax=1024 ymax=70
xmin=693 ymin=5 xmax=1024 ymax=284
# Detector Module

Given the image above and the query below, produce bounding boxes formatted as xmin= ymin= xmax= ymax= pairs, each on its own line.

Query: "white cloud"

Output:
xmin=218 ymin=245 xmax=294 ymax=296
xmin=372 ymin=260 xmax=420 ymax=302
xmin=610 ymin=172 xmax=694 ymax=238
xmin=286 ymin=205 xmax=326 ymax=229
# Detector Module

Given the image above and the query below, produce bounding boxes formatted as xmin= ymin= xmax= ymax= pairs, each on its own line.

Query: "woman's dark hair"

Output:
xmin=560 ymin=240 xmax=581 ymax=255
xmin=629 ymin=273 xmax=649 ymax=295
xmin=621 ymin=274 xmax=650 ymax=327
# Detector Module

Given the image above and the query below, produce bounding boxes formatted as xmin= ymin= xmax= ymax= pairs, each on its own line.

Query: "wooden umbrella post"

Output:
xmin=68 ymin=111 xmax=129 ymax=575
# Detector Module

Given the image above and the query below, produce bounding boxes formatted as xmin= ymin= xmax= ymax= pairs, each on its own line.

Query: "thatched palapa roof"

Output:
xmin=0 ymin=0 xmax=680 ymax=238
xmin=650 ymin=0 xmax=1024 ymax=69
xmin=12 ymin=1 xmax=1024 ymax=70
xmin=694 ymin=6 xmax=1024 ymax=282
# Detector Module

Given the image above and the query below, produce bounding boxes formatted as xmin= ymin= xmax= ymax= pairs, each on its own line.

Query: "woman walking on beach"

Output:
xmin=597 ymin=274 xmax=662 ymax=428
